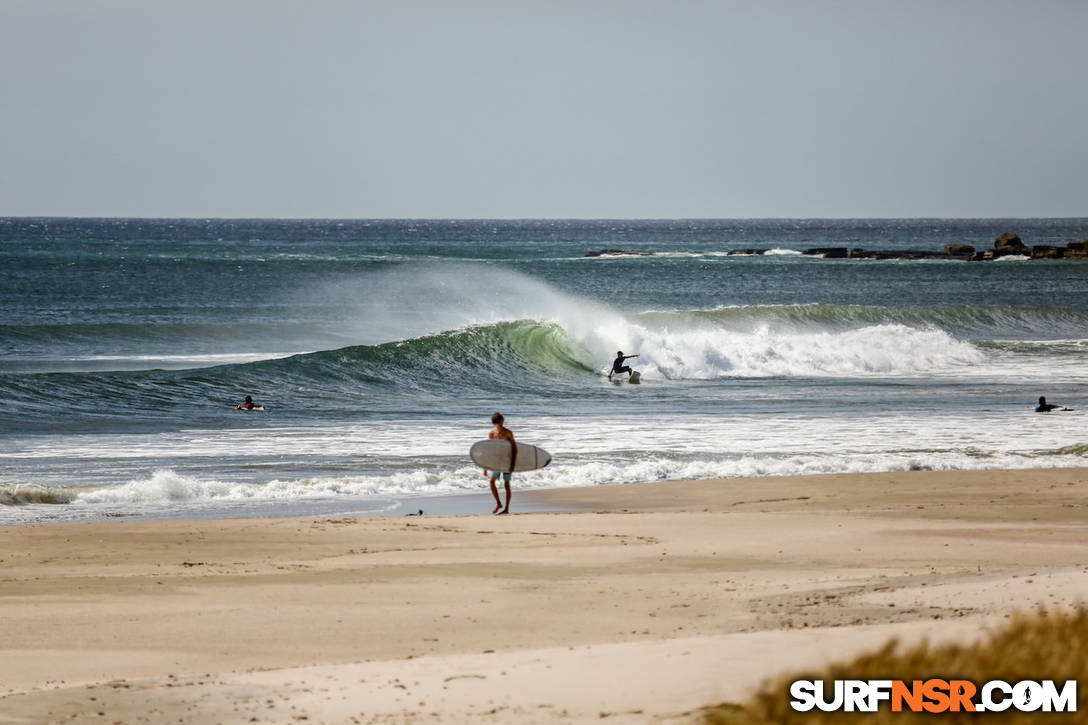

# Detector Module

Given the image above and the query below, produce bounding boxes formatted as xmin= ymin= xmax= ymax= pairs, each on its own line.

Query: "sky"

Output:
xmin=2 ymin=1 xmax=1086 ymax=219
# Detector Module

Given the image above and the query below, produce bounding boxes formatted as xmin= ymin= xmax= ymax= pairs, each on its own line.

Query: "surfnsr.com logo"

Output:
xmin=790 ymin=678 xmax=1078 ymax=713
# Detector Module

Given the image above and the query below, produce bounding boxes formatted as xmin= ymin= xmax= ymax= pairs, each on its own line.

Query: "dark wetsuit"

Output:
xmin=611 ymin=356 xmax=632 ymax=376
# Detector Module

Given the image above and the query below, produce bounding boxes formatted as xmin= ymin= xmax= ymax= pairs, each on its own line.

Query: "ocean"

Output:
xmin=2 ymin=218 xmax=1086 ymax=525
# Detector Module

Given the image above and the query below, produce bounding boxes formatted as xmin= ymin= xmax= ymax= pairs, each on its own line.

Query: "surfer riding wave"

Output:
xmin=608 ymin=351 xmax=639 ymax=380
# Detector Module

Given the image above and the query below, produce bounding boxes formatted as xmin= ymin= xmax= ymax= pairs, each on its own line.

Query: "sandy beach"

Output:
xmin=2 ymin=467 xmax=1087 ymax=723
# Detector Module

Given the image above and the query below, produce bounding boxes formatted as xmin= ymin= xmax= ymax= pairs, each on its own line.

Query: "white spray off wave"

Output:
xmin=310 ymin=263 xmax=621 ymax=349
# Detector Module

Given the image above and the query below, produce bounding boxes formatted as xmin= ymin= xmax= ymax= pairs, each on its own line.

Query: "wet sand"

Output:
xmin=2 ymin=467 xmax=1086 ymax=723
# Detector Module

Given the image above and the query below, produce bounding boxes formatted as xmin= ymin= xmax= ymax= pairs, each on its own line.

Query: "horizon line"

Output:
xmin=4 ymin=215 xmax=1088 ymax=223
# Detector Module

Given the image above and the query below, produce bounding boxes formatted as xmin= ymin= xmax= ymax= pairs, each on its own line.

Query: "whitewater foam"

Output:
xmin=10 ymin=446 xmax=1083 ymax=521
xmin=595 ymin=320 xmax=984 ymax=379
xmin=69 ymin=468 xmax=485 ymax=505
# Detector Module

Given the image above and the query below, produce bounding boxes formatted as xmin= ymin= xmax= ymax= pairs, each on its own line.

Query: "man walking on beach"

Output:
xmin=487 ymin=412 xmax=517 ymax=514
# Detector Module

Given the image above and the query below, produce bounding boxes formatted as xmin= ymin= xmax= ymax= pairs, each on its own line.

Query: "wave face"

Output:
xmin=5 ymin=298 xmax=1088 ymax=423
xmin=253 ymin=302 xmax=1027 ymax=384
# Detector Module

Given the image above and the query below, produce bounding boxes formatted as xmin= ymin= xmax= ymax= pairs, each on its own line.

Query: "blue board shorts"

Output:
xmin=485 ymin=470 xmax=512 ymax=482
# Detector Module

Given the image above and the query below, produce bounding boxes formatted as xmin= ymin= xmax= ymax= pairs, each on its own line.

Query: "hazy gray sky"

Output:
xmin=2 ymin=1 xmax=1086 ymax=218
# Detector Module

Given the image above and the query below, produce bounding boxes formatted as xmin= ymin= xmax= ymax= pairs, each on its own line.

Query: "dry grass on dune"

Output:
xmin=702 ymin=607 xmax=1088 ymax=724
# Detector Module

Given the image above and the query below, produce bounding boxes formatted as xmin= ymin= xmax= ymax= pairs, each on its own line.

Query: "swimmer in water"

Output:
xmin=235 ymin=395 xmax=262 ymax=410
xmin=1035 ymin=396 xmax=1072 ymax=412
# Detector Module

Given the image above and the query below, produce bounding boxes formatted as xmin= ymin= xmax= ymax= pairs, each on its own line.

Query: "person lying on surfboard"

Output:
xmin=608 ymin=351 xmax=639 ymax=380
xmin=1035 ymin=396 xmax=1073 ymax=412
xmin=234 ymin=395 xmax=263 ymax=410
xmin=486 ymin=412 xmax=517 ymax=515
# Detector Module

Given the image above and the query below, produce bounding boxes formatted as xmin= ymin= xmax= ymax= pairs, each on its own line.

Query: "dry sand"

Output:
xmin=2 ymin=467 xmax=1087 ymax=723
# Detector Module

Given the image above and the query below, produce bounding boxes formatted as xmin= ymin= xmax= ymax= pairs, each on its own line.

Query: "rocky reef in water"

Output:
xmin=800 ymin=232 xmax=1088 ymax=261
xmin=584 ymin=248 xmax=655 ymax=257
xmin=587 ymin=233 xmax=1088 ymax=261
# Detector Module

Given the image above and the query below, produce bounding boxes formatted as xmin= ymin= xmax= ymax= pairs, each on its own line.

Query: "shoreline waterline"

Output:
xmin=6 ymin=465 xmax=1086 ymax=528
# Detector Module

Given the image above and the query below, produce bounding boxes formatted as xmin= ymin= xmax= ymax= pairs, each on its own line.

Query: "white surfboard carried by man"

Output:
xmin=469 ymin=412 xmax=552 ymax=515
xmin=469 ymin=438 xmax=553 ymax=472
